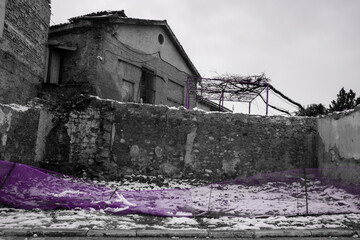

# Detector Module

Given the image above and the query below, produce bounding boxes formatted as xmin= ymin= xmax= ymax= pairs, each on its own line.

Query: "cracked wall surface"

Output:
xmin=317 ymin=106 xmax=360 ymax=186
xmin=0 ymin=103 xmax=39 ymax=165
xmin=0 ymin=97 xmax=319 ymax=181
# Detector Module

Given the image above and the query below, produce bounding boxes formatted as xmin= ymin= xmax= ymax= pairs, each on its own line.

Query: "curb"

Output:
xmin=0 ymin=228 xmax=359 ymax=238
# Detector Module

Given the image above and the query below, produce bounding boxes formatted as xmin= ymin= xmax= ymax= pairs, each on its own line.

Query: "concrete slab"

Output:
xmin=87 ymin=229 xmax=136 ymax=237
xmin=254 ymin=229 xmax=312 ymax=238
xmin=208 ymin=230 xmax=254 ymax=238
xmin=0 ymin=228 xmax=88 ymax=237
xmin=1 ymin=229 xmax=32 ymax=237
xmin=33 ymin=229 xmax=88 ymax=237
xmin=310 ymin=228 xmax=357 ymax=237
xmin=136 ymin=229 xmax=208 ymax=237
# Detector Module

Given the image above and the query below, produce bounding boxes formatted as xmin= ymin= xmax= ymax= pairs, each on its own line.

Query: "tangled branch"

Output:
xmin=193 ymin=73 xmax=304 ymax=114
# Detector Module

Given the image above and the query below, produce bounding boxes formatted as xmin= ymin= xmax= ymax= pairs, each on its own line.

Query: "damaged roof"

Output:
xmin=68 ymin=10 xmax=127 ymax=22
xmin=50 ymin=10 xmax=200 ymax=78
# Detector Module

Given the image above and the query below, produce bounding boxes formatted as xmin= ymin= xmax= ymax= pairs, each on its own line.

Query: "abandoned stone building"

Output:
xmin=0 ymin=4 xmax=226 ymax=111
xmin=0 ymin=0 xmax=51 ymax=104
xmin=47 ymin=11 xmax=202 ymax=109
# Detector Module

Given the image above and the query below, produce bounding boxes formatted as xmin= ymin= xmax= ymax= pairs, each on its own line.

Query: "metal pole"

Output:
xmin=221 ymin=91 xmax=224 ymax=111
xmin=303 ymin=168 xmax=309 ymax=215
xmin=186 ymin=76 xmax=189 ymax=109
xmin=249 ymin=102 xmax=251 ymax=114
xmin=266 ymin=84 xmax=269 ymax=116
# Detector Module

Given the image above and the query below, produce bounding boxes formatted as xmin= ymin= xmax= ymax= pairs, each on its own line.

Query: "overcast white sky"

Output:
xmin=51 ymin=0 xmax=360 ymax=115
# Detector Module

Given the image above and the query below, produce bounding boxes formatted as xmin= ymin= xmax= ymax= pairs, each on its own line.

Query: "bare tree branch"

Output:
xmin=193 ymin=73 xmax=304 ymax=113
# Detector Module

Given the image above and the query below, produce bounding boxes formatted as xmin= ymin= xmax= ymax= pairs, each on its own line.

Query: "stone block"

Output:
xmin=87 ymin=230 xmax=136 ymax=237
xmin=2 ymin=229 xmax=33 ymax=236
xmin=254 ymin=229 xmax=312 ymax=237
xmin=209 ymin=230 xmax=254 ymax=238
xmin=310 ymin=228 xmax=357 ymax=237
xmin=136 ymin=229 xmax=208 ymax=237
xmin=36 ymin=229 xmax=88 ymax=237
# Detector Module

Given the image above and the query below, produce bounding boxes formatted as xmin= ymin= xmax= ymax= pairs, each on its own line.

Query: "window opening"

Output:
xmin=139 ymin=69 xmax=155 ymax=104
xmin=46 ymin=48 xmax=63 ymax=84
xmin=123 ymin=79 xmax=135 ymax=102
xmin=158 ymin=34 xmax=164 ymax=44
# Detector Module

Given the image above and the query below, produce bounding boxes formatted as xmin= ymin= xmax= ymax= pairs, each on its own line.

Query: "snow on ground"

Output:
xmin=93 ymin=174 xmax=360 ymax=218
xmin=1 ymin=174 xmax=360 ymax=230
xmin=1 ymin=208 xmax=360 ymax=230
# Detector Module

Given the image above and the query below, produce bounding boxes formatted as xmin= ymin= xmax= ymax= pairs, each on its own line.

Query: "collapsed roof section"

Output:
xmin=69 ymin=10 xmax=127 ymax=22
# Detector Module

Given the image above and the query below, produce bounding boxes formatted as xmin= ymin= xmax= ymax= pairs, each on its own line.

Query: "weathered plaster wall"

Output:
xmin=48 ymin=22 xmax=197 ymax=109
xmin=317 ymin=106 xmax=360 ymax=186
xmin=0 ymin=103 xmax=40 ymax=166
xmin=0 ymin=0 xmax=5 ymax=37
xmin=113 ymin=24 xmax=193 ymax=74
xmin=99 ymin=28 xmax=193 ymax=107
xmin=0 ymin=97 xmax=318 ymax=181
xmin=3 ymin=97 xmax=360 ymax=186
xmin=0 ymin=0 xmax=51 ymax=104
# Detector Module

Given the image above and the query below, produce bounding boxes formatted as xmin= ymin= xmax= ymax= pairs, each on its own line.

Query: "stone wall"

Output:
xmin=2 ymin=97 xmax=360 ymax=185
xmin=317 ymin=106 xmax=360 ymax=186
xmin=0 ymin=103 xmax=40 ymax=166
xmin=0 ymin=96 xmax=318 ymax=181
xmin=0 ymin=0 xmax=51 ymax=104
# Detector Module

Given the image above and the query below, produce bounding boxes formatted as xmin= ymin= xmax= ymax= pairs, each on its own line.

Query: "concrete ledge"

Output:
xmin=87 ymin=229 xmax=136 ymax=237
xmin=136 ymin=229 xmax=208 ymax=237
xmin=1 ymin=229 xmax=33 ymax=237
xmin=254 ymin=229 xmax=312 ymax=238
xmin=209 ymin=230 xmax=254 ymax=238
xmin=0 ymin=228 xmax=88 ymax=237
xmin=310 ymin=228 xmax=357 ymax=237
xmin=0 ymin=228 xmax=360 ymax=238
xmin=35 ymin=229 xmax=88 ymax=237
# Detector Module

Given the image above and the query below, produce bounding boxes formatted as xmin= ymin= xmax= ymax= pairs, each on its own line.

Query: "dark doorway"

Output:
xmin=139 ymin=69 xmax=156 ymax=104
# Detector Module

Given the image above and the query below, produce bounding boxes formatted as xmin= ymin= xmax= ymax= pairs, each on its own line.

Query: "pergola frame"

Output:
xmin=186 ymin=76 xmax=270 ymax=115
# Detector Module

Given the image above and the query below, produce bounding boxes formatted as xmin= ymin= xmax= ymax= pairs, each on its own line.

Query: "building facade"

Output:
xmin=0 ymin=0 xmax=51 ymax=104
xmin=47 ymin=11 xmax=200 ymax=109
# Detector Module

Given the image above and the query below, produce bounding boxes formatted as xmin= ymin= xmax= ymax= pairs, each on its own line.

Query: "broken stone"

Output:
xmin=154 ymin=146 xmax=163 ymax=158
xmin=130 ymin=145 xmax=140 ymax=158
xmin=160 ymin=162 xmax=179 ymax=177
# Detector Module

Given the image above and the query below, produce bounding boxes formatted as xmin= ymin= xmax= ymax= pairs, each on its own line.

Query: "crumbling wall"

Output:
xmin=107 ymin=101 xmax=317 ymax=181
xmin=0 ymin=0 xmax=51 ymax=104
xmin=4 ymin=97 xmax=360 ymax=185
xmin=317 ymin=106 xmax=360 ymax=186
xmin=0 ymin=103 xmax=40 ymax=165
xmin=0 ymin=97 xmax=317 ymax=181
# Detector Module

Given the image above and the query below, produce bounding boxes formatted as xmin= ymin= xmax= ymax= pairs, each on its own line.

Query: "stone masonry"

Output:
xmin=0 ymin=96 xmax=319 ymax=182
xmin=0 ymin=0 xmax=51 ymax=104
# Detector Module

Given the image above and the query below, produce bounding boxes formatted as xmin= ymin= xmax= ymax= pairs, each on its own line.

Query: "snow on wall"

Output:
xmin=0 ymin=96 xmax=319 ymax=181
